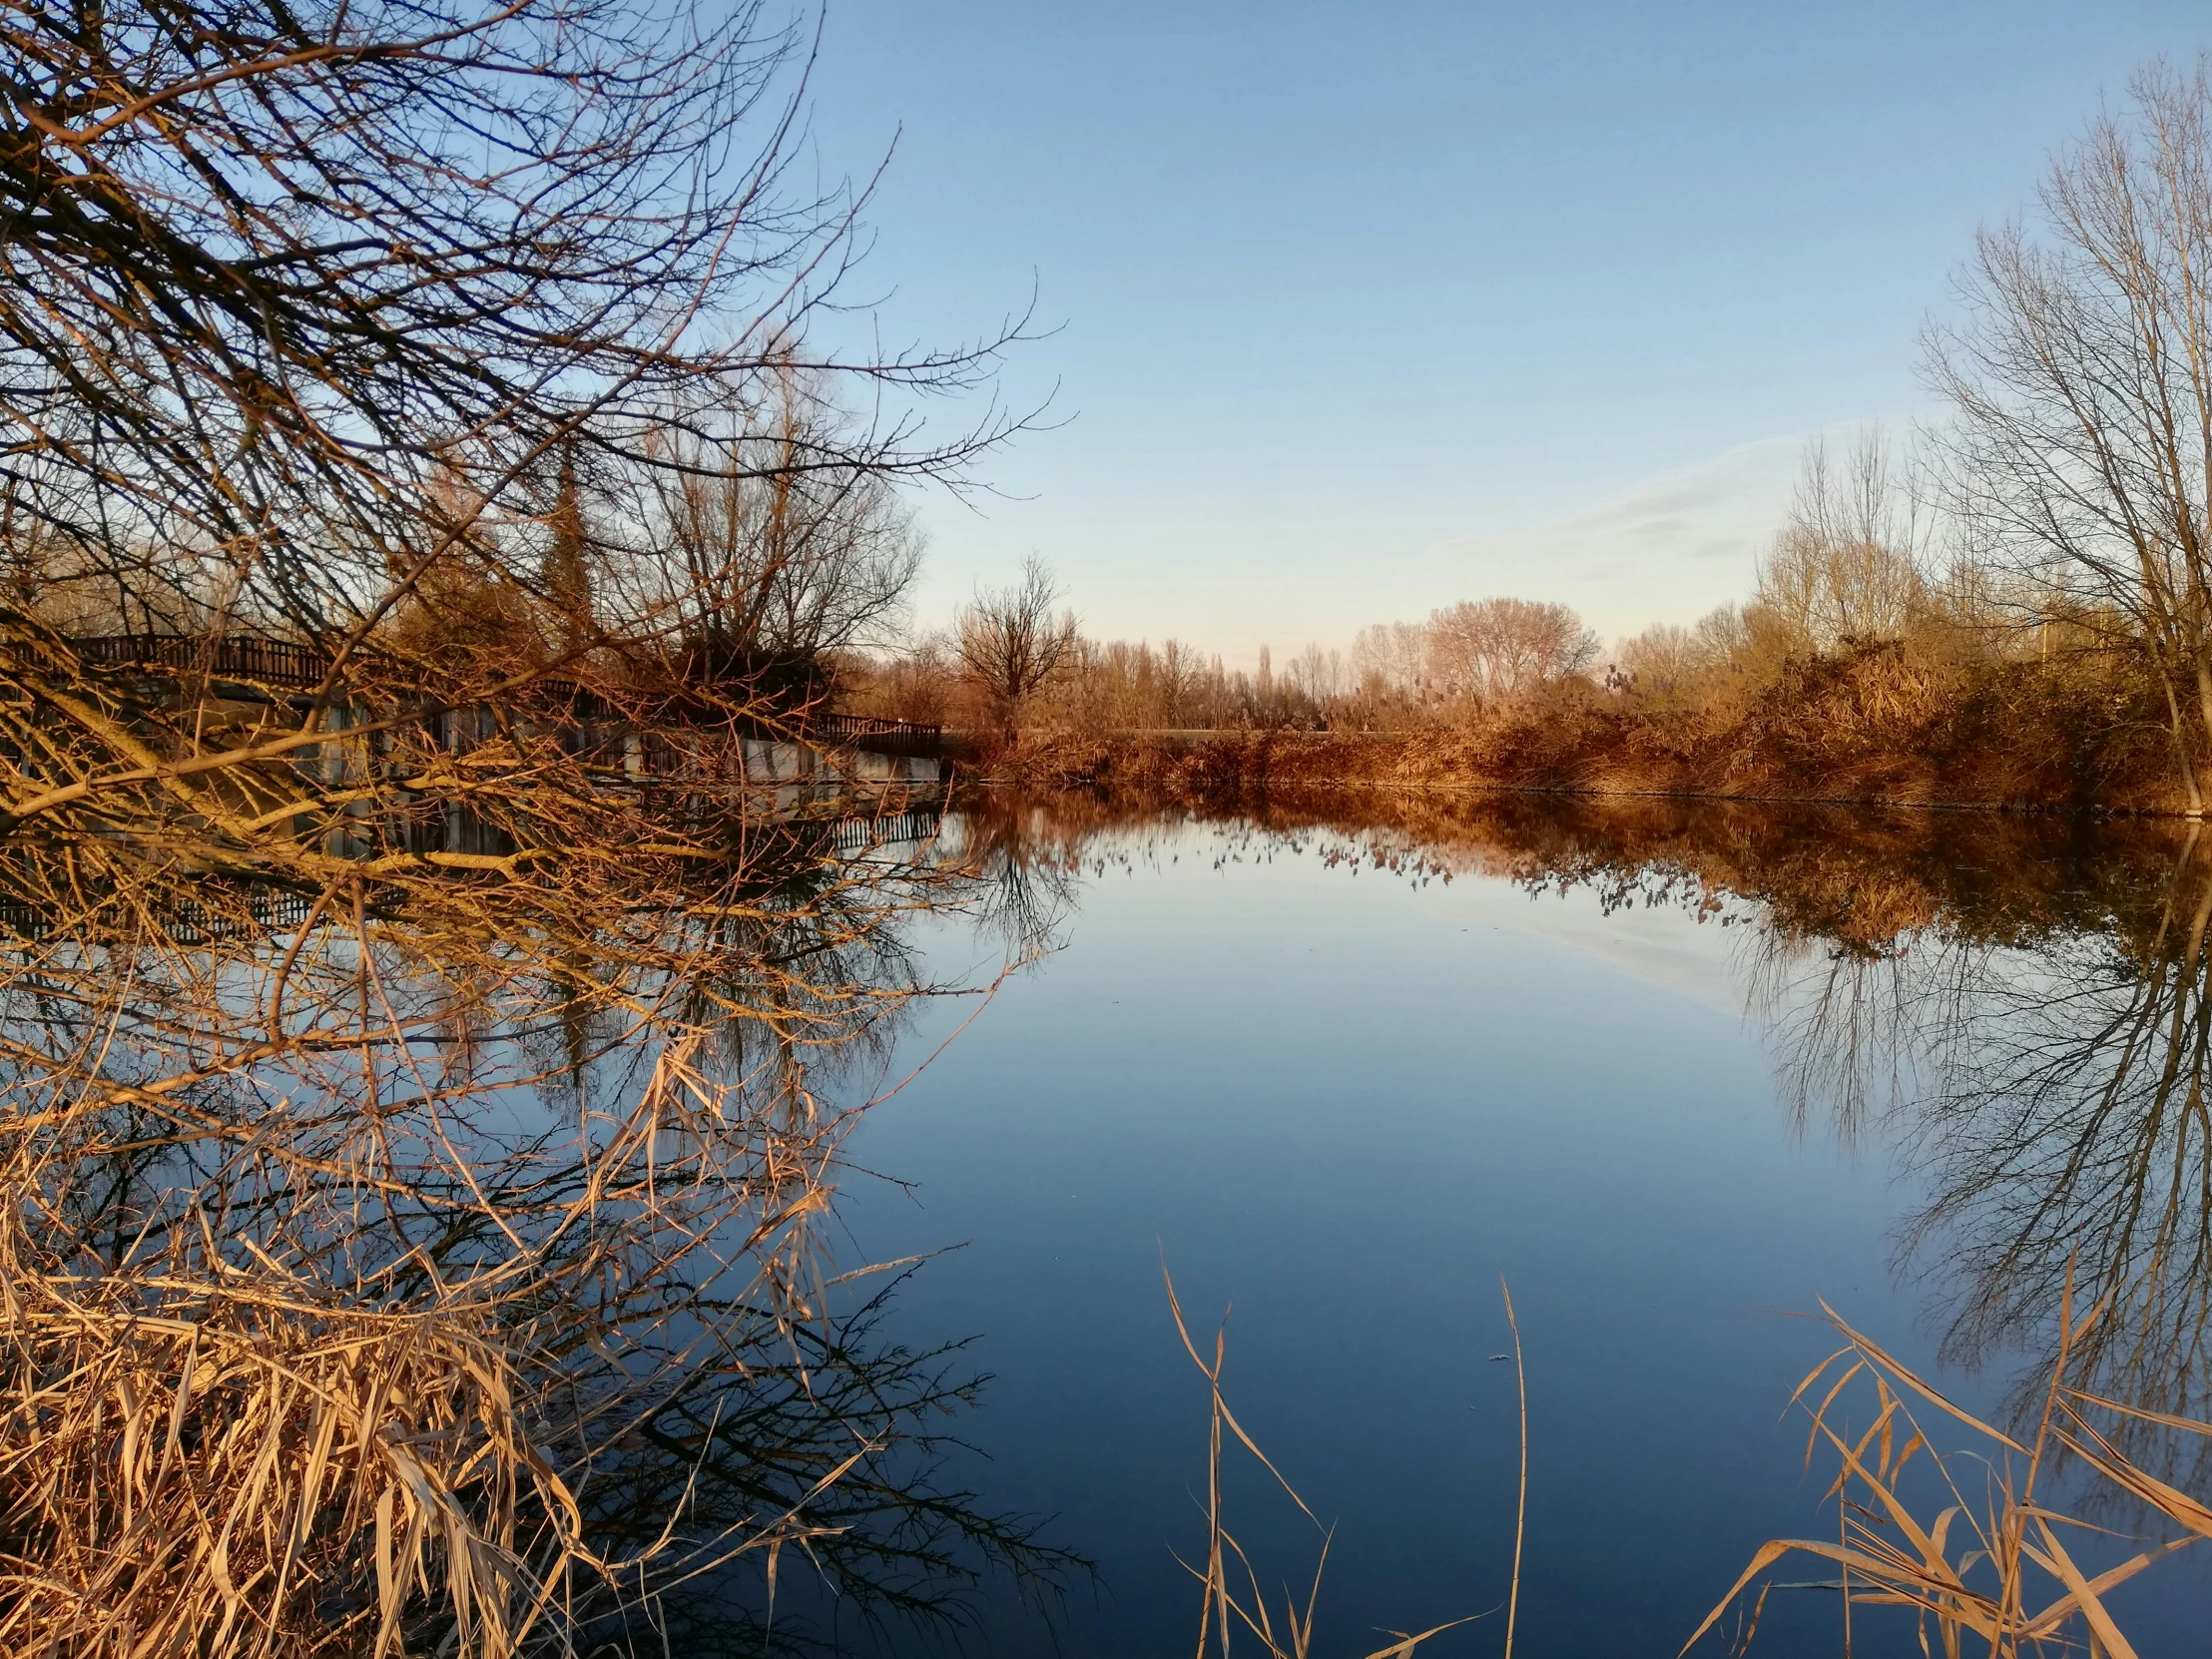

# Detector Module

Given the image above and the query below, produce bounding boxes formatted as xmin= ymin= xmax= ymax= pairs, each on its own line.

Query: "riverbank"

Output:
xmin=967 ymin=645 xmax=2193 ymax=815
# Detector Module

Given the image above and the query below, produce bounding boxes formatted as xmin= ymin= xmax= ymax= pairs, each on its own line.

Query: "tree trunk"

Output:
xmin=2166 ymin=659 xmax=2206 ymax=816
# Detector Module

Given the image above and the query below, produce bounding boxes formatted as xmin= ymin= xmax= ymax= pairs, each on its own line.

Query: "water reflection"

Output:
xmin=0 ymin=795 xmax=1077 ymax=1654
xmin=946 ymin=794 xmax=1093 ymax=956
xmin=1097 ymin=789 xmax=2212 ymax=1484
xmin=1772 ymin=827 xmax=2212 ymax=1480
xmin=21 ymin=769 xmax=2212 ymax=1652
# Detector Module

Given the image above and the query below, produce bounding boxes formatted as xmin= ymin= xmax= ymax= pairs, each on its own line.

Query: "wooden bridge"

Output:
xmin=67 ymin=632 xmax=330 ymax=690
xmin=0 ymin=798 xmax=951 ymax=943
xmin=51 ymin=633 xmax=945 ymax=760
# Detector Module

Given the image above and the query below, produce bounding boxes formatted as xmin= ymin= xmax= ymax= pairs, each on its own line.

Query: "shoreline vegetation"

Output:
xmin=955 ymin=704 xmax=2181 ymax=816
xmin=862 ymin=523 xmax=2200 ymax=813
xmin=860 ymin=413 xmax=2198 ymax=814
xmin=844 ymin=64 xmax=2212 ymax=823
xmin=952 ymin=784 xmax=2191 ymax=949
xmin=11 ymin=0 xmax=2212 ymax=1649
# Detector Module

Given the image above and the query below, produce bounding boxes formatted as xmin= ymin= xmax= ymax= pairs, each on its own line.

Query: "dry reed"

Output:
xmin=0 ymin=758 xmax=1070 ymax=1654
xmin=1163 ymin=1265 xmax=1492 ymax=1659
xmin=1687 ymin=1271 xmax=2212 ymax=1657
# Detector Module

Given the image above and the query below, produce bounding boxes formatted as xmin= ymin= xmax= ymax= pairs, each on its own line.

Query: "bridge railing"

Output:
xmin=809 ymin=712 xmax=943 ymax=756
xmin=38 ymin=635 xmax=945 ymax=757
xmin=67 ymin=634 xmax=330 ymax=690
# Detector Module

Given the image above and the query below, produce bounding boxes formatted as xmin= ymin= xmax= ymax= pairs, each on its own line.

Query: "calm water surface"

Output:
xmin=821 ymin=801 xmax=2212 ymax=1656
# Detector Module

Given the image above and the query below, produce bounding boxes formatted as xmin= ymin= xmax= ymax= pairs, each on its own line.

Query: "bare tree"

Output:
xmin=1158 ymin=638 xmax=1197 ymax=727
xmin=1616 ymin=622 xmax=1703 ymax=699
xmin=0 ymin=5 xmax=1055 ymax=1652
xmin=1354 ymin=621 xmax=1431 ymax=695
xmin=957 ymin=555 xmax=1077 ymax=733
xmin=1928 ymin=55 xmax=2212 ymax=810
xmin=628 ymin=370 xmax=926 ymax=669
xmin=544 ymin=445 xmax=596 ymax=656
xmin=1289 ymin=641 xmax=1346 ymax=703
xmin=1755 ymin=431 xmax=1929 ymax=653
xmin=0 ymin=0 xmax=1025 ymax=751
xmin=1425 ymin=597 xmax=1598 ymax=709
xmin=1694 ymin=602 xmax=1751 ymax=662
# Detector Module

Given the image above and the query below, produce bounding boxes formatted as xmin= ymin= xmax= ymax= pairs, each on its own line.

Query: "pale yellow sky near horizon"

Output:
xmin=903 ymin=424 xmax=1839 ymax=673
xmin=807 ymin=2 xmax=2206 ymax=679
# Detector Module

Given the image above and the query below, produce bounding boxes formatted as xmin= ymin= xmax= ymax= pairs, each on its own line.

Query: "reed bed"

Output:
xmin=0 ymin=753 xmax=1070 ymax=1654
xmin=983 ymin=637 xmax=2179 ymax=817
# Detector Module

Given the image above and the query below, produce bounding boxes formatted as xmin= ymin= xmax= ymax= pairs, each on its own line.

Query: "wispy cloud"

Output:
xmin=1426 ymin=432 xmax=1823 ymax=641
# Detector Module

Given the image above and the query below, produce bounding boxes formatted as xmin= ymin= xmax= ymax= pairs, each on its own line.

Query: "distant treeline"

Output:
xmin=844 ymin=67 xmax=2212 ymax=816
xmin=845 ymin=429 xmax=2177 ymax=812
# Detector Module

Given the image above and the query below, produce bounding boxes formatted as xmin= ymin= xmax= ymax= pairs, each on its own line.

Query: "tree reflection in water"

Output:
xmin=1230 ymin=788 xmax=2212 ymax=1491
xmin=1758 ymin=825 xmax=2212 ymax=1482
xmin=0 ymin=797 xmax=1079 ymax=1656
xmin=50 ymin=769 xmax=2212 ymax=1650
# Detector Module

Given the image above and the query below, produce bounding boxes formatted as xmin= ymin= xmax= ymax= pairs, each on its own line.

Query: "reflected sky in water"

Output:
xmin=837 ymin=812 xmax=2212 ymax=1657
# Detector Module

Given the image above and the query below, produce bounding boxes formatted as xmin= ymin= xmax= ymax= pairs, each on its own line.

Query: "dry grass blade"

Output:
xmin=2052 ymin=1411 xmax=2212 ymax=1538
xmin=2064 ymin=1386 xmax=2212 ymax=1441
xmin=1812 ymin=1299 xmax=2029 ymax=1454
xmin=1361 ymin=1623 xmax=1483 ymax=1659
xmin=1500 ymin=1272 xmax=1527 ymax=1659
xmin=1165 ymin=1262 xmax=1480 ymax=1659
xmin=1688 ymin=1284 xmax=2210 ymax=1656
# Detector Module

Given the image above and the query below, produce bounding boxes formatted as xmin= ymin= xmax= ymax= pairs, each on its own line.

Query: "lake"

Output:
xmin=801 ymin=794 xmax=2212 ymax=1656
xmin=23 ymin=781 xmax=2212 ymax=1656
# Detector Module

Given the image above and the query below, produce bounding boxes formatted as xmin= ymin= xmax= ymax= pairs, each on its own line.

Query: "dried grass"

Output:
xmin=1163 ymin=1266 xmax=1492 ymax=1659
xmin=1688 ymin=1272 xmax=2212 ymax=1657
xmin=0 ymin=743 xmax=1069 ymax=1654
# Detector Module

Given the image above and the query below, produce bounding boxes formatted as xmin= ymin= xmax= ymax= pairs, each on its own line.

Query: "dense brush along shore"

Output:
xmin=977 ymin=641 xmax=2197 ymax=815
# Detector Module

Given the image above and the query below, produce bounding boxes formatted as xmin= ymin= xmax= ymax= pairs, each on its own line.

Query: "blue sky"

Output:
xmin=798 ymin=1 xmax=2211 ymax=664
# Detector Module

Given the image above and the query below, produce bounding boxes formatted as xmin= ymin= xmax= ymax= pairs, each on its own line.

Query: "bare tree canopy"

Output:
xmin=1616 ymin=621 xmax=1706 ymax=699
xmin=628 ymin=369 xmax=926 ymax=665
xmin=0 ymin=0 xmax=1017 ymax=661
xmin=1425 ymin=597 xmax=1598 ymax=708
xmin=1755 ymin=431 xmax=1928 ymax=653
xmin=1929 ymin=54 xmax=2212 ymax=808
xmin=1354 ymin=621 xmax=1429 ymax=695
xmin=957 ymin=554 xmax=1076 ymax=726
